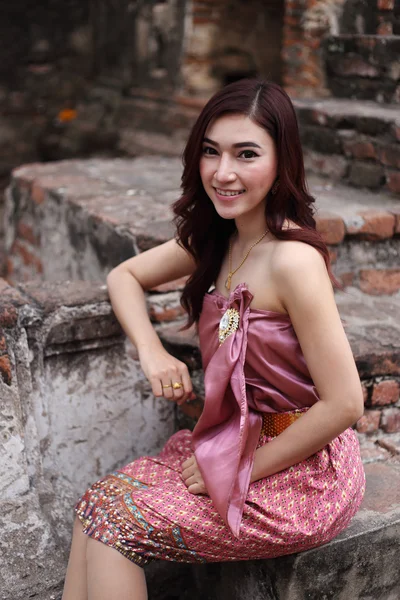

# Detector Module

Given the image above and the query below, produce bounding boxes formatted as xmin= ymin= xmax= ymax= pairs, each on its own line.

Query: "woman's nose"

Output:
xmin=214 ymin=155 xmax=236 ymax=183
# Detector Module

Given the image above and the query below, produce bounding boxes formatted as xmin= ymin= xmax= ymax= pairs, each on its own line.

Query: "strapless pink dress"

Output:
xmin=75 ymin=284 xmax=365 ymax=566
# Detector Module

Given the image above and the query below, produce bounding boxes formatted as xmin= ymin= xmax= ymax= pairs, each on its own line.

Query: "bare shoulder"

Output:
xmin=271 ymin=240 xmax=327 ymax=282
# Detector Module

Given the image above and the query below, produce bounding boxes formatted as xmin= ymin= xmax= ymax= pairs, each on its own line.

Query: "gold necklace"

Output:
xmin=225 ymin=228 xmax=269 ymax=291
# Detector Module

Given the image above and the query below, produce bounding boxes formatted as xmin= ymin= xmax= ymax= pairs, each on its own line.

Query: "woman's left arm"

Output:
xmin=250 ymin=242 xmax=364 ymax=484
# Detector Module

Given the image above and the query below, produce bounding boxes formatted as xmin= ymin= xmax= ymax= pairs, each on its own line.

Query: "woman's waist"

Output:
xmin=259 ymin=406 xmax=310 ymax=438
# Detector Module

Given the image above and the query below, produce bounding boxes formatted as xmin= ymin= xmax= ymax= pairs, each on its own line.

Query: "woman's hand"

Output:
xmin=182 ymin=454 xmax=208 ymax=495
xmin=139 ymin=346 xmax=196 ymax=406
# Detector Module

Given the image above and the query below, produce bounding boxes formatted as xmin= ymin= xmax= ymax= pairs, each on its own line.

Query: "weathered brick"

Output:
xmin=362 ymin=382 xmax=369 ymax=404
xmin=348 ymin=161 xmax=385 ymax=189
xmin=377 ymin=0 xmax=395 ymax=10
xmin=16 ymin=222 xmax=39 ymax=246
xmin=371 ymin=380 xmax=400 ymax=406
xmin=328 ymin=248 xmax=337 ymax=265
xmin=389 ymin=208 xmax=400 ymax=234
xmin=315 ymin=212 xmax=345 ymax=245
xmin=381 ymin=407 xmax=400 ymax=433
xmin=385 ymin=169 xmax=400 ymax=195
xmin=339 ymin=272 xmax=355 ymax=287
xmin=31 ymin=181 xmax=46 ymax=205
xmin=0 ymin=354 xmax=12 ymax=385
xmin=0 ymin=332 xmax=6 ymax=353
xmin=356 ymin=409 xmax=381 ymax=433
xmin=11 ymin=240 xmax=43 ymax=273
xmin=345 ymin=210 xmax=395 ymax=240
xmin=360 ymin=269 xmax=400 ymax=295
xmin=147 ymin=292 xmax=185 ymax=323
xmin=377 ymin=21 xmax=393 ymax=35
xmin=378 ymin=144 xmax=400 ymax=169
xmin=343 ymin=139 xmax=376 ymax=160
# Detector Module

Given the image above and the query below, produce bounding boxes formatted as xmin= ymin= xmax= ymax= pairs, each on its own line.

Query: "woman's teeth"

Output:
xmin=216 ymin=189 xmax=245 ymax=197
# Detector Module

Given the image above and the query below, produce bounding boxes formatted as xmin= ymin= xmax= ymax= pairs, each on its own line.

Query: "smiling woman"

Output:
xmin=62 ymin=79 xmax=365 ymax=600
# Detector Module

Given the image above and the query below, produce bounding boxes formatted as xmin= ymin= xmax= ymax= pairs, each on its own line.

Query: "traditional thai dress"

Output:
xmin=75 ymin=283 xmax=365 ymax=565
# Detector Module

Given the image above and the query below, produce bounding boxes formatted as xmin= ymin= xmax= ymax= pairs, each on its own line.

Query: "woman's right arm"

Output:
xmin=107 ymin=238 xmax=196 ymax=405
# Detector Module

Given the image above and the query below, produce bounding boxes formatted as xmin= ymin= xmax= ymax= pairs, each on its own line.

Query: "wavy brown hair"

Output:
xmin=172 ymin=78 xmax=337 ymax=327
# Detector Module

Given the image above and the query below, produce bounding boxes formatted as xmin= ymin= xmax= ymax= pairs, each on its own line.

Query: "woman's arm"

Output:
xmin=107 ymin=238 xmax=196 ymax=404
xmin=250 ymin=242 xmax=364 ymax=483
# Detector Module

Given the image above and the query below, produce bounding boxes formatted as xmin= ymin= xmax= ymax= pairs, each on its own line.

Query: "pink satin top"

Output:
xmin=192 ymin=283 xmax=320 ymax=537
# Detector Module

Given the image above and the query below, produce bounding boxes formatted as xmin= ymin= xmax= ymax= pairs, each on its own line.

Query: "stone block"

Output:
xmin=371 ymin=380 xmax=400 ymax=406
xmin=356 ymin=409 xmax=381 ymax=433
xmin=381 ymin=407 xmax=400 ymax=433
xmin=359 ymin=268 xmax=400 ymax=295
xmin=348 ymin=161 xmax=385 ymax=189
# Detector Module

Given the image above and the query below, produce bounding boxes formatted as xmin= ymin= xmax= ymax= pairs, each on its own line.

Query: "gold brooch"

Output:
xmin=219 ymin=308 xmax=240 ymax=345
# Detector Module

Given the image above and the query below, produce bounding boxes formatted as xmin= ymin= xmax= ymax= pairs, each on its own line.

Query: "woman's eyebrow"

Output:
xmin=203 ymin=137 xmax=262 ymax=149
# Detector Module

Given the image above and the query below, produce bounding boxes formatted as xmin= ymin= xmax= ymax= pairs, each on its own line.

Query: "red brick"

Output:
xmin=328 ymin=248 xmax=337 ymax=265
xmin=31 ymin=181 xmax=46 ymax=205
xmin=389 ymin=208 xmax=400 ymax=234
xmin=381 ymin=408 xmax=400 ymax=433
xmin=377 ymin=0 xmax=395 ymax=9
xmin=392 ymin=124 xmax=400 ymax=143
xmin=12 ymin=241 xmax=43 ymax=273
xmin=16 ymin=222 xmax=39 ymax=246
xmin=346 ymin=210 xmax=395 ymax=240
xmin=371 ymin=380 xmax=399 ymax=406
xmin=343 ymin=140 xmax=376 ymax=160
xmin=356 ymin=409 xmax=381 ymax=433
xmin=0 ymin=355 xmax=12 ymax=385
xmin=385 ymin=170 xmax=400 ymax=195
xmin=378 ymin=144 xmax=400 ymax=169
xmin=362 ymin=382 xmax=369 ymax=404
xmin=377 ymin=21 xmax=393 ymax=35
xmin=316 ymin=212 xmax=345 ymax=245
xmin=0 ymin=333 xmax=6 ymax=353
xmin=359 ymin=268 xmax=400 ymax=295
xmin=339 ymin=272 xmax=355 ymax=287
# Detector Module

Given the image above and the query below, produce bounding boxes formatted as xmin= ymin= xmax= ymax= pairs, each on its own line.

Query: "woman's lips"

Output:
xmin=214 ymin=187 xmax=245 ymax=201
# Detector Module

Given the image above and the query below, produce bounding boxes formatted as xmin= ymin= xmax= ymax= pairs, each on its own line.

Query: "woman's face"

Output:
xmin=199 ymin=113 xmax=278 ymax=223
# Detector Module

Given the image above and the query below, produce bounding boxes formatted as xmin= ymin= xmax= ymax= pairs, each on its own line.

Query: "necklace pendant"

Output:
xmin=225 ymin=273 xmax=232 ymax=291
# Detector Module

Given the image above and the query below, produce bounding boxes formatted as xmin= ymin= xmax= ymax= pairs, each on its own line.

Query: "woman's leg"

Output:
xmin=86 ymin=537 xmax=147 ymax=600
xmin=62 ymin=517 xmax=89 ymax=600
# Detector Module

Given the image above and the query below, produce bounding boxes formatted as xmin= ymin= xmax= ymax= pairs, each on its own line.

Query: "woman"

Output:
xmin=62 ymin=79 xmax=365 ymax=600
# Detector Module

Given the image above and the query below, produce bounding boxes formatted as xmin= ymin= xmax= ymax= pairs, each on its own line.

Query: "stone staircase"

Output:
xmin=3 ymin=156 xmax=399 ymax=599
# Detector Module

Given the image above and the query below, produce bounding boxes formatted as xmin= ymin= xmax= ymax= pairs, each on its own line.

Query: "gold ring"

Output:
xmin=172 ymin=382 xmax=183 ymax=390
xmin=162 ymin=384 xmax=172 ymax=388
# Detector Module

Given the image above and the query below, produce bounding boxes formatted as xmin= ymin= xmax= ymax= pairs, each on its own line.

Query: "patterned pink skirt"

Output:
xmin=75 ymin=421 xmax=365 ymax=566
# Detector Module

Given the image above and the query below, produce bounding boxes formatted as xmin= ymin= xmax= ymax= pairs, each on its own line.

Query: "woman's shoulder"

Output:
xmin=270 ymin=239 xmax=327 ymax=283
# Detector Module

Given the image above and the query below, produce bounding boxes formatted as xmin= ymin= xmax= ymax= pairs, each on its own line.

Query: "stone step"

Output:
xmin=146 ymin=460 xmax=399 ymax=600
xmin=7 ymin=158 xmax=399 ymax=296
xmin=294 ymin=97 xmax=400 ymax=193
xmin=322 ymin=34 xmax=400 ymax=104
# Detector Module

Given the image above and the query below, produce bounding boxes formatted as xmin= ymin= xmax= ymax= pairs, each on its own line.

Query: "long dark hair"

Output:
xmin=173 ymin=78 xmax=336 ymax=327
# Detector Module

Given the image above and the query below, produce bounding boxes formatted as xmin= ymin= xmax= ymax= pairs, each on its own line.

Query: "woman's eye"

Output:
xmin=202 ymin=146 xmax=217 ymax=155
xmin=239 ymin=150 xmax=258 ymax=159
